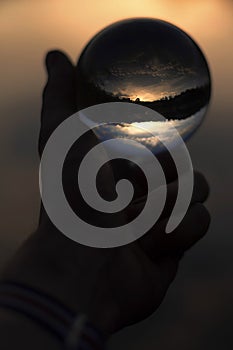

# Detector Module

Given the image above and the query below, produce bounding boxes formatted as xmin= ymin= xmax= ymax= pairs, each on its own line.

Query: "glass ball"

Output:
xmin=76 ymin=18 xmax=211 ymax=150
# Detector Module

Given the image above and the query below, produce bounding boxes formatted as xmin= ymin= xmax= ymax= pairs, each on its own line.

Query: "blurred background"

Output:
xmin=0 ymin=0 xmax=232 ymax=349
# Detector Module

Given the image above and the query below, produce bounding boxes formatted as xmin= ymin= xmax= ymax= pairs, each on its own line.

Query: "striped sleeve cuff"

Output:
xmin=0 ymin=281 xmax=106 ymax=350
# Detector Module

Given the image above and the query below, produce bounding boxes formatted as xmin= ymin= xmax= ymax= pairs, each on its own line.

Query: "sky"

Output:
xmin=81 ymin=19 xmax=210 ymax=102
xmin=0 ymin=0 xmax=232 ymax=107
xmin=82 ymin=107 xmax=206 ymax=154
xmin=120 ymin=68 xmax=199 ymax=101
xmin=0 ymin=1 xmax=233 ymax=350
xmin=97 ymin=59 xmax=207 ymax=102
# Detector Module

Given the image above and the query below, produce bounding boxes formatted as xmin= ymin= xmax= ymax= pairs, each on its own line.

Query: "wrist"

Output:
xmin=1 ymin=224 xmax=119 ymax=335
xmin=0 ymin=281 xmax=107 ymax=349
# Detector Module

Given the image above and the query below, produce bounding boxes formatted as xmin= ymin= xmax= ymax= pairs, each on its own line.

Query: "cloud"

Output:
xmin=88 ymin=106 xmax=207 ymax=155
xmin=97 ymin=60 xmax=207 ymax=101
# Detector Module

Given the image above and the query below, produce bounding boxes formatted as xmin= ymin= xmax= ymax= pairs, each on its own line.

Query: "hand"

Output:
xmin=2 ymin=51 xmax=210 ymax=336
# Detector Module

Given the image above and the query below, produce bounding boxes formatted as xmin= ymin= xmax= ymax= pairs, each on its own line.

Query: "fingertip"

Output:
xmin=158 ymin=256 xmax=178 ymax=289
xmin=45 ymin=50 xmax=74 ymax=72
xmin=176 ymin=202 xmax=211 ymax=246
xmin=193 ymin=172 xmax=210 ymax=203
xmin=192 ymin=202 xmax=211 ymax=233
xmin=167 ymin=203 xmax=211 ymax=251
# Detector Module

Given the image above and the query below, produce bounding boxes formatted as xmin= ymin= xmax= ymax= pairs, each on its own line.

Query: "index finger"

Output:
xmin=39 ymin=50 xmax=77 ymax=155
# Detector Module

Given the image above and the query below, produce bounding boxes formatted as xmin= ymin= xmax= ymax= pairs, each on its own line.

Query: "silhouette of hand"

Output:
xmin=3 ymin=51 xmax=210 ymax=335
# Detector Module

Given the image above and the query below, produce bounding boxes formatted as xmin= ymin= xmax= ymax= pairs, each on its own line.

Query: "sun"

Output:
xmin=129 ymin=90 xmax=161 ymax=102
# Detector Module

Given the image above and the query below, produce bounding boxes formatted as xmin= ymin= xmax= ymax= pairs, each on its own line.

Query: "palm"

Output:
xmin=36 ymin=50 xmax=210 ymax=334
xmin=104 ymin=242 xmax=177 ymax=331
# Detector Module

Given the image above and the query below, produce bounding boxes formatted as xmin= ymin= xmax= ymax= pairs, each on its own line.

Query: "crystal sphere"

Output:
xmin=76 ymin=18 xmax=211 ymax=150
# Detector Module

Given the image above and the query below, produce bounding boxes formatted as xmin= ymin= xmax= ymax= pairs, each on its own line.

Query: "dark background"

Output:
xmin=0 ymin=1 xmax=232 ymax=349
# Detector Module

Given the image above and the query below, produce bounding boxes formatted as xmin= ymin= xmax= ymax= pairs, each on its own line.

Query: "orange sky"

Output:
xmin=0 ymin=0 xmax=232 ymax=109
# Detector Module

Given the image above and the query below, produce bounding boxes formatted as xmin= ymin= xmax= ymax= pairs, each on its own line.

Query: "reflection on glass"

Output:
xmin=77 ymin=18 xmax=211 ymax=152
